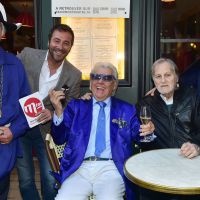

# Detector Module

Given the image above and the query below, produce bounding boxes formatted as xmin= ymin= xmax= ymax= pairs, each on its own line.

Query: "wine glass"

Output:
xmin=140 ymin=105 xmax=156 ymax=142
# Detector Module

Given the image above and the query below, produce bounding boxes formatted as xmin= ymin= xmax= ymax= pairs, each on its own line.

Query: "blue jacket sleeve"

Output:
xmin=10 ymin=61 xmax=30 ymax=139
xmin=130 ymin=105 xmax=141 ymax=143
xmin=51 ymin=100 xmax=75 ymax=145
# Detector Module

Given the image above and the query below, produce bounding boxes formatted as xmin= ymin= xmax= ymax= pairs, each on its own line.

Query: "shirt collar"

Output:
xmin=160 ymin=94 xmax=173 ymax=105
xmin=45 ymin=51 xmax=48 ymax=61
xmin=92 ymin=97 xmax=111 ymax=107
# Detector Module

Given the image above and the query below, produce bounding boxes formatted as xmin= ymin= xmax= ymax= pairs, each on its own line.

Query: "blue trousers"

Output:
xmin=0 ymin=174 xmax=10 ymax=200
xmin=17 ymin=127 xmax=57 ymax=200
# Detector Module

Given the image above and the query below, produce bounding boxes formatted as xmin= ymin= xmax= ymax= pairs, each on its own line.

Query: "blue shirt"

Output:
xmin=85 ymin=97 xmax=112 ymax=158
xmin=53 ymin=97 xmax=112 ymax=158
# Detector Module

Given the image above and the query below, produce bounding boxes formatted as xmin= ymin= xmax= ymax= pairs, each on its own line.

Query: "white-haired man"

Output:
xmin=49 ymin=62 xmax=154 ymax=200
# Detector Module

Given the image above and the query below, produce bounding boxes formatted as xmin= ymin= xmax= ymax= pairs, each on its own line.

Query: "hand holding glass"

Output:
xmin=140 ymin=105 xmax=156 ymax=142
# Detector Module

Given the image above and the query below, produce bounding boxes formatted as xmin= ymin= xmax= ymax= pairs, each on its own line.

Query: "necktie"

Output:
xmin=95 ymin=101 xmax=106 ymax=157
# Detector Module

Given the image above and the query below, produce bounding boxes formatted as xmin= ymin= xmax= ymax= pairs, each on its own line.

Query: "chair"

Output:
xmin=45 ymin=133 xmax=65 ymax=173
xmin=45 ymin=133 xmax=95 ymax=200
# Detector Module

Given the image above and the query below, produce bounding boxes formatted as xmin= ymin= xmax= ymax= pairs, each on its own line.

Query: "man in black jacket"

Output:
xmin=139 ymin=58 xmax=200 ymax=200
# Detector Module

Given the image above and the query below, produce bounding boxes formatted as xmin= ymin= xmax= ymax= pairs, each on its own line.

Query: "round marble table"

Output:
xmin=124 ymin=149 xmax=200 ymax=195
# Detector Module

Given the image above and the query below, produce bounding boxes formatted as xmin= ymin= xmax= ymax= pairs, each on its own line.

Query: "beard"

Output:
xmin=48 ymin=47 xmax=69 ymax=63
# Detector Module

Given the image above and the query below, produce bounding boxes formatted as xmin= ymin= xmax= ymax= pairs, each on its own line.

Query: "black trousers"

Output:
xmin=139 ymin=187 xmax=200 ymax=200
xmin=0 ymin=174 xmax=10 ymax=200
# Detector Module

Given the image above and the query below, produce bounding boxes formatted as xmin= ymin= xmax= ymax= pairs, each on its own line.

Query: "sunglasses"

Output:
xmin=90 ymin=73 xmax=116 ymax=82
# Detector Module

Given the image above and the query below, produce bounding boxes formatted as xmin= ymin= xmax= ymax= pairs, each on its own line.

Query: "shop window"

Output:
xmin=61 ymin=17 xmax=130 ymax=85
xmin=160 ymin=0 xmax=200 ymax=73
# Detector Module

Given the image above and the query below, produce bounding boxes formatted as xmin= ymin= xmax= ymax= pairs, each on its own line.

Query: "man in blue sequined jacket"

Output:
xmin=49 ymin=62 xmax=154 ymax=200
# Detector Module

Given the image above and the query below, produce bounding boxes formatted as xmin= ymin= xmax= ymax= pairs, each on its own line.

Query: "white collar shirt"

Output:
xmin=160 ymin=94 xmax=173 ymax=105
xmin=39 ymin=52 xmax=64 ymax=100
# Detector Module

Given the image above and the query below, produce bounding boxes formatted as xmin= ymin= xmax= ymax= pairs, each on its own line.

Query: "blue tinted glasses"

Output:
xmin=90 ymin=73 xmax=116 ymax=82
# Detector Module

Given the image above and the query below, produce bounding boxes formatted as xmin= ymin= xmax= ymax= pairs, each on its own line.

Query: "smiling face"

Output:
xmin=48 ymin=30 xmax=73 ymax=65
xmin=90 ymin=67 xmax=117 ymax=101
xmin=152 ymin=61 xmax=178 ymax=99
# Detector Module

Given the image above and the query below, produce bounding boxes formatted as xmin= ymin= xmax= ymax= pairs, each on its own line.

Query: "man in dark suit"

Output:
xmin=49 ymin=62 xmax=154 ymax=200
xmin=16 ymin=24 xmax=82 ymax=200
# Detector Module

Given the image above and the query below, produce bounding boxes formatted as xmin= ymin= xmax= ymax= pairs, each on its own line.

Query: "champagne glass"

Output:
xmin=140 ymin=105 xmax=156 ymax=142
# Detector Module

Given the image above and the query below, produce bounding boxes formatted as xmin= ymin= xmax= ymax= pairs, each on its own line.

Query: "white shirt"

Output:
xmin=53 ymin=97 xmax=112 ymax=159
xmin=160 ymin=94 xmax=173 ymax=105
xmin=39 ymin=52 xmax=64 ymax=100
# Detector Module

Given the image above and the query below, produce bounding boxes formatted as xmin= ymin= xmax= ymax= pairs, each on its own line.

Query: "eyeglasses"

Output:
xmin=90 ymin=73 xmax=116 ymax=82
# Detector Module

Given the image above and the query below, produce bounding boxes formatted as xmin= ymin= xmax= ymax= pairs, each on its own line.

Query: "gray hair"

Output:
xmin=151 ymin=58 xmax=179 ymax=77
xmin=90 ymin=62 xmax=118 ymax=95
xmin=0 ymin=22 xmax=6 ymax=36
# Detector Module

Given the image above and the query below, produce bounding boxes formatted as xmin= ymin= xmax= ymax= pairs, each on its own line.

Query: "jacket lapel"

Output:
xmin=54 ymin=60 xmax=70 ymax=90
xmin=110 ymin=97 xmax=120 ymax=145
xmin=80 ymin=99 xmax=93 ymax=148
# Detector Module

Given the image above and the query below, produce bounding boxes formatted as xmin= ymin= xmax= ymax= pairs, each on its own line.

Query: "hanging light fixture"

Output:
xmin=161 ymin=0 xmax=175 ymax=2
xmin=16 ymin=12 xmax=34 ymax=27
xmin=161 ymin=0 xmax=176 ymax=8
